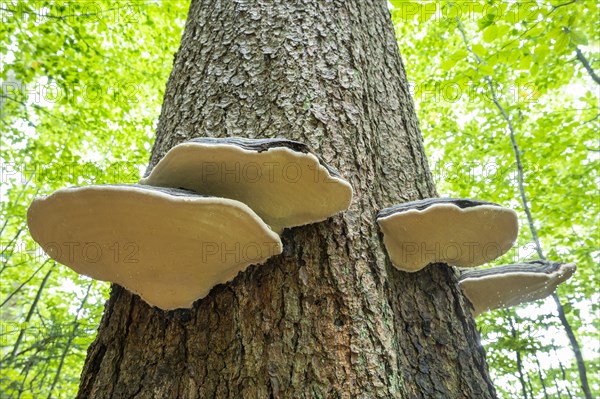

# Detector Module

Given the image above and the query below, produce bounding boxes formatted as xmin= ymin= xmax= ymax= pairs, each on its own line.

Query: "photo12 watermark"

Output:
xmin=3 ymin=240 xmax=140 ymax=265
xmin=2 ymin=239 xmax=283 ymax=266
xmin=1 ymin=1 xmax=145 ymax=24
xmin=0 ymin=161 xmax=144 ymax=185
xmin=430 ymin=159 xmax=546 ymax=186
xmin=1 ymin=80 xmax=141 ymax=106
xmin=200 ymin=241 xmax=281 ymax=264
xmin=0 ymin=320 xmax=98 ymax=346
xmin=180 ymin=161 xmax=341 ymax=185
xmin=391 ymin=1 xmax=544 ymax=24
xmin=409 ymin=80 xmax=540 ymax=106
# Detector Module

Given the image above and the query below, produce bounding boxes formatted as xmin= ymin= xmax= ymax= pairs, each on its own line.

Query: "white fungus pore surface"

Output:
xmin=140 ymin=142 xmax=353 ymax=233
xmin=27 ymin=185 xmax=283 ymax=310
xmin=378 ymin=204 xmax=518 ymax=272
xmin=459 ymin=263 xmax=576 ymax=316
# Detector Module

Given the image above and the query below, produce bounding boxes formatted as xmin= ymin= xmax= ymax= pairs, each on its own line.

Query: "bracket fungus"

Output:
xmin=139 ymin=137 xmax=353 ymax=233
xmin=377 ymin=198 xmax=518 ymax=272
xmin=27 ymin=184 xmax=282 ymax=310
xmin=458 ymin=260 xmax=577 ymax=316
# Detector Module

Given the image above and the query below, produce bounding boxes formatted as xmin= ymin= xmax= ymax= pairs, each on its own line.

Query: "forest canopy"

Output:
xmin=1 ymin=1 xmax=598 ymax=398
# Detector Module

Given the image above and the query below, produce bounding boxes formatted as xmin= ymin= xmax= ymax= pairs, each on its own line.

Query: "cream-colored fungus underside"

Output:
xmin=27 ymin=186 xmax=282 ymax=310
xmin=460 ymin=263 xmax=576 ymax=316
xmin=378 ymin=204 xmax=518 ymax=272
xmin=140 ymin=144 xmax=353 ymax=233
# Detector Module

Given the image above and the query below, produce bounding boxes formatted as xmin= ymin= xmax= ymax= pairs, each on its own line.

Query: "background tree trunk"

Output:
xmin=78 ymin=1 xmax=497 ymax=397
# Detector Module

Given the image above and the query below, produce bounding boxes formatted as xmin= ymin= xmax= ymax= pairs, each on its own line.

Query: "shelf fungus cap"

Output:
xmin=377 ymin=198 xmax=518 ymax=272
xmin=27 ymin=184 xmax=282 ymax=310
xmin=139 ymin=137 xmax=353 ymax=233
xmin=458 ymin=260 xmax=576 ymax=316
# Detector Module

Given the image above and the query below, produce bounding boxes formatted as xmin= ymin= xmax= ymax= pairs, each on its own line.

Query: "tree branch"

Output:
xmin=0 ymin=260 xmax=50 ymax=308
xmin=507 ymin=313 xmax=529 ymax=399
xmin=575 ymin=47 xmax=600 ymax=86
xmin=46 ymin=282 xmax=93 ymax=399
xmin=485 ymin=0 xmax=578 ymax=62
xmin=534 ymin=353 xmax=550 ymax=399
xmin=8 ymin=263 xmax=55 ymax=361
xmin=456 ymin=17 xmax=593 ymax=399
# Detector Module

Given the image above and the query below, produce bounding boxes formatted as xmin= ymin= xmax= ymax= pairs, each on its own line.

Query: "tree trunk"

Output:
xmin=78 ymin=1 xmax=496 ymax=397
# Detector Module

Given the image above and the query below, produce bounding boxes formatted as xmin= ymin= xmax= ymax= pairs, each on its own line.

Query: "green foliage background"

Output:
xmin=1 ymin=1 xmax=597 ymax=398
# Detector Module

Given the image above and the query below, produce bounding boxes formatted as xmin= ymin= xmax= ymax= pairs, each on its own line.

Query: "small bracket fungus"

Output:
xmin=139 ymin=137 xmax=353 ymax=233
xmin=27 ymin=185 xmax=282 ymax=310
xmin=377 ymin=198 xmax=518 ymax=272
xmin=458 ymin=260 xmax=577 ymax=316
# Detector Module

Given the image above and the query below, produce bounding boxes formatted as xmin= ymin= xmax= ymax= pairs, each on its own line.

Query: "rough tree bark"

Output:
xmin=78 ymin=1 xmax=497 ymax=398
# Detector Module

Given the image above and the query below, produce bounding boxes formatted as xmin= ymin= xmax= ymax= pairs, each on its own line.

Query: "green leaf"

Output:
xmin=478 ymin=64 xmax=494 ymax=75
xmin=525 ymin=26 xmax=545 ymax=37
xmin=555 ymin=33 xmax=570 ymax=52
xmin=496 ymin=25 xmax=510 ymax=39
xmin=530 ymin=61 xmax=540 ymax=76
xmin=445 ymin=4 xmax=459 ymax=18
xmin=441 ymin=58 xmax=458 ymax=70
xmin=534 ymin=44 xmax=550 ymax=61
xmin=570 ymin=30 xmax=588 ymax=45
xmin=478 ymin=16 xmax=495 ymax=30
xmin=548 ymin=27 xmax=563 ymax=39
xmin=519 ymin=55 xmax=533 ymax=69
xmin=483 ymin=25 xmax=498 ymax=43
xmin=472 ymin=44 xmax=487 ymax=56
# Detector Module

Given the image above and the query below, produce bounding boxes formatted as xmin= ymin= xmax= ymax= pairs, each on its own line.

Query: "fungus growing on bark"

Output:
xmin=458 ymin=260 xmax=577 ymax=316
xmin=377 ymin=198 xmax=518 ymax=272
xmin=27 ymin=184 xmax=282 ymax=310
xmin=139 ymin=137 xmax=353 ymax=233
